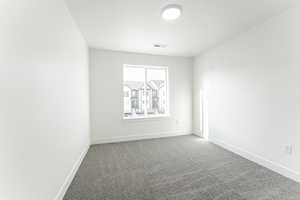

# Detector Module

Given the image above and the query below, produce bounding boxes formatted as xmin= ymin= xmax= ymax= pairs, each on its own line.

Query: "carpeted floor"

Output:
xmin=64 ymin=135 xmax=300 ymax=200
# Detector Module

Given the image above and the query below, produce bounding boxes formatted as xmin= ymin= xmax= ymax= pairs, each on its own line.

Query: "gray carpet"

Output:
xmin=64 ymin=135 xmax=300 ymax=200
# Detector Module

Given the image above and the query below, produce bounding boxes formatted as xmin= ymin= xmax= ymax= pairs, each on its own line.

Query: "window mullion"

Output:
xmin=166 ymin=68 xmax=169 ymax=115
xmin=144 ymin=67 xmax=148 ymax=117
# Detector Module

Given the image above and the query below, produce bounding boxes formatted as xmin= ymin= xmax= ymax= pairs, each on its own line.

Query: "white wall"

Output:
xmin=0 ymin=0 xmax=90 ymax=199
xmin=193 ymin=5 xmax=300 ymax=181
xmin=90 ymin=49 xmax=193 ymax=144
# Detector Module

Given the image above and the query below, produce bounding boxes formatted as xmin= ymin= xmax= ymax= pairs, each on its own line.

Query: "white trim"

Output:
xmin=91 ymin=131 xmax=192 ymax=145
xmin=192 ymin=130 xmax=202 ymax=137
xmin=209 ymin=137 xmax=300 ymax=183
xmin=123 ymin=114 xmax=170 ymax=120
xmin=123 ymin=64 xmax=168 ymax=69
xmin=54 ymin=146 xmax=89 ymax=200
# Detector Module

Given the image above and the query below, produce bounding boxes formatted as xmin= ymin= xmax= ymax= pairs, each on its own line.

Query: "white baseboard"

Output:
xmin=92 ymin=131 xmax=192 ymax=145
xmin=192 ymin=130 xmax=202 ymax=137
xmin=210 ymin=137 xmax=300 ymax=183
xmin=54 ymin=146 xmax=89 ymax=200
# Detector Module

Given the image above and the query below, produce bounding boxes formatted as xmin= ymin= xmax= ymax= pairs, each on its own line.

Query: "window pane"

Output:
xmin=123 ymin=67 xmax=146 ymax=118
xmin=146 ymin=68 xmax=167 ymax=116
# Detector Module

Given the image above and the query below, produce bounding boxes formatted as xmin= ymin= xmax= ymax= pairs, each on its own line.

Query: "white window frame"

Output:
xmin=123 ymin=64 xmax=170 ymax=120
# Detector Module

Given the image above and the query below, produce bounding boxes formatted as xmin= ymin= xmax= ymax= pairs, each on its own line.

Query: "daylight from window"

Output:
xmin=123 ymin=65 xmax=168 ymax=119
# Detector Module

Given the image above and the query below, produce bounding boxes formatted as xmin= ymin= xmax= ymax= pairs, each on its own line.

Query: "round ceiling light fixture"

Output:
xmin=161 ymin=4 xmax=182 ymax=21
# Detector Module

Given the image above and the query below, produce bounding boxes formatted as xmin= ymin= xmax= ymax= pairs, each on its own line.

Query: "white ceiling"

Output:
xmin=65 ymin=0 xmax=300 ymax=57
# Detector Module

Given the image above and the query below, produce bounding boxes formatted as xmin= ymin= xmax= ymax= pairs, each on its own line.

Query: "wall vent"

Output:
xmin=153 ymin=44 xmax=168 ymax=48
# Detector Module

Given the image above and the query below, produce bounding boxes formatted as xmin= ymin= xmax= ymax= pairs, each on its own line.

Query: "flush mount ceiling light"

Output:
xmin=161 ymin=4 xmax=182 ymax=21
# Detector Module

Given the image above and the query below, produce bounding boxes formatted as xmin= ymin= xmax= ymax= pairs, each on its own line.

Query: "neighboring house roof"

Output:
xmin=124 ymin=81 xmax=144 ymax=90
xmin=148 ymin=80 xmax=164 ymax=90
xmin=124 ymin=80 xmax=165 ymax=90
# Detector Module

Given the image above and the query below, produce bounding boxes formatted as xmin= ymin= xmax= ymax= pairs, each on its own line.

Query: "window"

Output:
xmin=123 ymin=65 xmax=169 ymax=119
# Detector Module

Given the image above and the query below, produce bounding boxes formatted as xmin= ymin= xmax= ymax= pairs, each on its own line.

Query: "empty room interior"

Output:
xmin=2 ymin=0 xmax=300 ymax=199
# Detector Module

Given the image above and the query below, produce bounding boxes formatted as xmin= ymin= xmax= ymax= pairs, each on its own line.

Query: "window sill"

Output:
xmin=123 ymin=114 xmax=170 ymax=121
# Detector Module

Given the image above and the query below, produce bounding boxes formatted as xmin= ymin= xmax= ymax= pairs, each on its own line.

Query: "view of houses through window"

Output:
xmin=123 ymin=65 xmax=168 ymax=118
